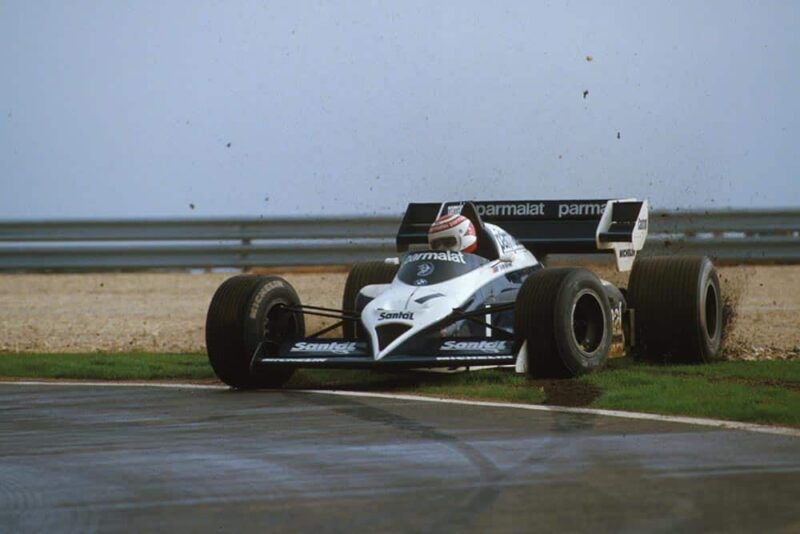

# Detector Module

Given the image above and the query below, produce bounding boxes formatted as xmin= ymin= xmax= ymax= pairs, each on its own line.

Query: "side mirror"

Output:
xmin=498 ymin=251 xmax=516 ymax=263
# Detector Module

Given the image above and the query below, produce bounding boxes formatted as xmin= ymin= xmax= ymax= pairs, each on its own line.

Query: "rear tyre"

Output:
xmin=626 ymin=256 xmax=721 ymax=363
xmin=206 ymin=275 xmax=304 ymax=389
xmin=342 ymin=261 xmax=399 ymax=338
xmin=515 ymin=268 xmax=612 ymax=378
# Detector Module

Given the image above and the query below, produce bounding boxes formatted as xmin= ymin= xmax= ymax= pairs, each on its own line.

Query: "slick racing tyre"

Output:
xmin=515 ymin=268 xmax=612 ymax=378
xmin=626 ymin=256 xmax=721 ymax=363
xmin=342 ymin=261 xmax=399 ymax=338
xmin=206 ymin=275 xmax=304 ymax=389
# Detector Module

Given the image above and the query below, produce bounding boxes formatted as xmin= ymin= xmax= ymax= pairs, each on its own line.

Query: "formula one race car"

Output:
xmin=206 ymin=199 xmax=722 ymax=388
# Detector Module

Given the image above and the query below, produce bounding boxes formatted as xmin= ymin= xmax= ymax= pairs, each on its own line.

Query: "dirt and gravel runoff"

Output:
xmin=0 ymin=266 xmax=798 ymax=359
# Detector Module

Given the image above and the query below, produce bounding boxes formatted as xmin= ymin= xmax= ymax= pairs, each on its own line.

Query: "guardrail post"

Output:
xmin=241 ymin=237 xmax=251 ymax=272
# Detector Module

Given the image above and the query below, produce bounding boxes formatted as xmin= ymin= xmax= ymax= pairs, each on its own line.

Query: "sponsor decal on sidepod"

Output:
xmin=291 ymin=342 xmax=357 ymax=354
xmin=440 ymin=340 xmax=511 ymax=353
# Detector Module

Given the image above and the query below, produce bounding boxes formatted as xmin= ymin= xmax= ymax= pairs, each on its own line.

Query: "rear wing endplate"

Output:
xmin=396 ymin=199 xmax=649 ymax=271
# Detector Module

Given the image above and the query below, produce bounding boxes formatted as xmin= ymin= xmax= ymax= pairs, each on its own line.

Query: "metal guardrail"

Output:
xmin=0 ymin=210 xmax=797 ymax=270
xmin=0 ymin=216 xmax=400 ymax=242
xmin=641 ymin=210 xmax=800 ymax=263
xmin=0 ymin=240 xmax=395 ymax=270
xmin=649 ymin=209 xmax=800 ymax=235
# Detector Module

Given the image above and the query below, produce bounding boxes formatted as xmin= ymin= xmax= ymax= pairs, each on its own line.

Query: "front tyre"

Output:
xmin=515 ymin=268 xmax=613 ymax=378
xmin=206 ymin=275 xmax=304 ymax=389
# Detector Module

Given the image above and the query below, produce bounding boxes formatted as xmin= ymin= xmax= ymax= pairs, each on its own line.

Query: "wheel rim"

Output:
xmin=704 ymin=282 xmax=719 ymax=340
xmin=263 ymin=302 xmax=301 ymax=354
xmin=571 ymin=290 xmax=606 ymax=354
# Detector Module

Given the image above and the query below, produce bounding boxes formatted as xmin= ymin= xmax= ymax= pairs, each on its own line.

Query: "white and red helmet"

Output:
xmin=427 ymin=214 xmax=478 ymax=253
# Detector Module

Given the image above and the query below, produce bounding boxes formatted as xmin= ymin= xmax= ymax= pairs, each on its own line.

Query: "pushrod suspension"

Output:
xmin=450 ymin=304 xmax=515 ymax=338
xmin=284 ymin=305 xmax=359 ymax=322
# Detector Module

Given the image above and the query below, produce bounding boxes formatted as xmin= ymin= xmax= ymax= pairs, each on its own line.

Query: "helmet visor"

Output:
xmin=430 ymin=236 xmax=458 ymax=250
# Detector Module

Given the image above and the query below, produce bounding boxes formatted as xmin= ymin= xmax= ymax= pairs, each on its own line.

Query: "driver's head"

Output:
xmin=428 ymin=214 xmax=477 ymax=253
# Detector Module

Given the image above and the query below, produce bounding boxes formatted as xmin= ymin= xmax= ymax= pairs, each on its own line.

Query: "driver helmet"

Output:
xmin=428 ymin=214 xmax=477 ymax=253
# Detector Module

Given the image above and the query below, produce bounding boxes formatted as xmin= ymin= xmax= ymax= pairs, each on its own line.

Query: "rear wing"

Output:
xmin=396 ymin=199 xmax=649 ymax=271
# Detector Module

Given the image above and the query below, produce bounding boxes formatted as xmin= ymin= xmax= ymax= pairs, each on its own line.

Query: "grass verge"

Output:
xmin=1 ymin=353 xmax=798 ymax=427
xmin=0 ymin=353 xmax=214 ymax=381
xmin=584 ymin=359 xmax=800 ymax=427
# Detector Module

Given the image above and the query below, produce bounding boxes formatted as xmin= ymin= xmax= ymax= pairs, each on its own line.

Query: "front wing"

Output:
xmin=252 ymin=337 xmax=517 ymax=370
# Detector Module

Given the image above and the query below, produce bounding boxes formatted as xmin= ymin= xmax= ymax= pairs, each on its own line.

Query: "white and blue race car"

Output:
xmin=206 ymin=199 xmax=722 ymax=388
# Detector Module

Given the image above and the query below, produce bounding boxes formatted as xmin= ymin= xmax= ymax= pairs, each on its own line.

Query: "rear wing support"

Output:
xmin=595 ymin=200 xmax=649 ymax=271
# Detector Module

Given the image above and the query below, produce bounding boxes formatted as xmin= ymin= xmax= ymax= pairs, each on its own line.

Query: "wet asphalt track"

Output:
xmin=1 ymin=384 xmax=799 ymax=533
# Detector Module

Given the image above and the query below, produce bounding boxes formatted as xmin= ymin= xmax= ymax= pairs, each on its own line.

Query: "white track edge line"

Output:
xmin=3 ymin=380 xmax=799 ymax=437
xmin=298 ymin=389 xmax=800 ymax=437
xmin=1 ymin=380 xmax=226 ymax=390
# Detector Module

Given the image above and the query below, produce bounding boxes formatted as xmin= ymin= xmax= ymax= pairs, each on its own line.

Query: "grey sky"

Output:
xmin=1 ymin=0 xmax=798 ymax=219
